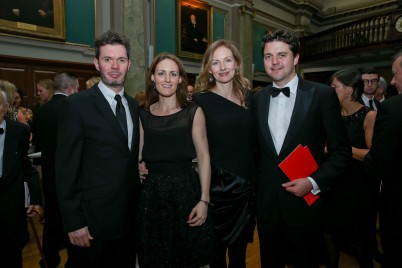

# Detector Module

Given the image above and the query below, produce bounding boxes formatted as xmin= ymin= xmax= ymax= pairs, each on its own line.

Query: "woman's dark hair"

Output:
xmin=331 ymin=69 xmax=364 ymax=102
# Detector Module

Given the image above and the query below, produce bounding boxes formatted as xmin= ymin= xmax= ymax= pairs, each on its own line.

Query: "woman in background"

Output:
xmin=0 ymin=79 xmax=27 ymax=124
xmin=192 ymin=40 xmax=256 ymax=268
xmin=324 ymin=69 xmax=378 ymax=268
xmin=137 ymin=52 xmax=214 ymax=267
xmin=85 ymin=76 xmax=101 ymax=89
xmin=36 ymin=78 xmax=54 ymax=105
xmin=14 ymin=88 xmax=33 ymax=125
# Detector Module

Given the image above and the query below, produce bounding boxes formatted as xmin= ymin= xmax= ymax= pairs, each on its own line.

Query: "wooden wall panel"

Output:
xmin=0 ymin=55 xmax=98 ymax=109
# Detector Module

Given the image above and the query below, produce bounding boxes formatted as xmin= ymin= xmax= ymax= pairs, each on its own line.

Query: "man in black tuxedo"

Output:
xmin=365 ymin=51 xmax=402 ymax=267
xmin=55 ymin=30 xmax=140 ymax=267
xmin=33 ymin=72 xmax=79 ymax=268
xmin=0 ymin=90 xmax=42 ymax=267
xmin=252 ymin=29 xmax=351 ymax=268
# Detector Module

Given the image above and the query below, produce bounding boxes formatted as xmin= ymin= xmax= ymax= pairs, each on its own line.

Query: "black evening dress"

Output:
xmin=324 ymin=106 xmax=379 ymax=265
xmin=137 ymin=103 xmax=215 ymax=268
xmin=192 ymin=91 xmax=256 ymax=245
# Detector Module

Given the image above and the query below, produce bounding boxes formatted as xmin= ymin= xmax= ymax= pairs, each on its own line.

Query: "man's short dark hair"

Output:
xmin=95 ymin=30 xmax=131 ymax=60
xmin=360 ymin=67 xmax=380 ymax=78
xmin=261 ymin=29 xmax=300 ymax=57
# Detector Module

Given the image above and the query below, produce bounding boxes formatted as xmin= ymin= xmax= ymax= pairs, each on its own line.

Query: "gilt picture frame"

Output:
xmin=177 ymin=0 xmax=212 ymax=60
xmin=0 ymin=0 xmax=66 ymax=41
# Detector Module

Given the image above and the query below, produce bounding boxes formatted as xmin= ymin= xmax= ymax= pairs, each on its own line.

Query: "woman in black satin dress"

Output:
xmin=192 ymin=40 xmax=256 ymax=268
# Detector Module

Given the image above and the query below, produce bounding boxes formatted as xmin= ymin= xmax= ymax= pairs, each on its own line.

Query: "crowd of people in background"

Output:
xmin=1 ymin=28 xmax=402 ymax=268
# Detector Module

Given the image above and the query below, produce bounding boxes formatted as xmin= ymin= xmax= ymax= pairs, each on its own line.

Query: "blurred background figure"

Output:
xmin=0 ymin=89 xmax=42 ymax=268
xmin=186 ymin=84 xmax=194 ymax=100
xmin=32 ymin=72 xmax=79 ymax=268
xmin=134 ymin=91 xmax=145 ymax=106
xmin=36 ymin=78 xmax=54 ymax=106
xmin=0 ymin=79 xmax=28 ymax=125
xmin=324 ymin=69 xmax=378 ymax=268
xmin=85 ymin=76 xmax=101 ymax=89
xmin=374 ymin=77 xmax=387 ymax=102
xmin=14 ymin=88 xmax=33 ymax=125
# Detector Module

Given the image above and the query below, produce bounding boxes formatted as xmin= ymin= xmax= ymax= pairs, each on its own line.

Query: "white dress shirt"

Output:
xmin=98 ymin=81 xmax=133 ymax=150
xmin=268 ymin=75 xmax=320 ymax=194
xmin=362 ymin=94 xmax=378 ymax=110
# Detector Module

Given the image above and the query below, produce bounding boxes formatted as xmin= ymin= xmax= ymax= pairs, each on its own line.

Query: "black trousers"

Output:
xmin=257 ymin=205 xmax=321 ymax=268
xmin=0 ymin=232 xmax=23 ymax=268
xmin=68 ymin=232 xmax=136 ymax=268
xmin=41 ymin=193 xmax=71 ymax=268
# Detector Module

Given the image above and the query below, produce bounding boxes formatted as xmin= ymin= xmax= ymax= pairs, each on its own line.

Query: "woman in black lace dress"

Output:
xmin=192 ymin=40 xmax=256 ymax=268
xmin=324 ymin=69 xmax=378 ymax=268
xmin=137 ymin=52 xmax=214 ymax=267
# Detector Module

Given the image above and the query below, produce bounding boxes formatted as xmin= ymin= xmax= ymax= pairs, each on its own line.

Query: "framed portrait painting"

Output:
xmin=178 ymin=0 xmax=212 ymax=60
xmin=0 ymin=0 xmax=65 ymax=41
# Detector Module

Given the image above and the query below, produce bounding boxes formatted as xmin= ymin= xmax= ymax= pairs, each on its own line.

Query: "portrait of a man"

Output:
xmin=181 ymin=5 xmax=209 ymax=55
xmin=1 ymin=0 xmax=54 ymax=28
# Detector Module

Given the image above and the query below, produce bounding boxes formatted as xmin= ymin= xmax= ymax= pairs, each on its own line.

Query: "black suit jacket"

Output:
xmin=33 ymin=93 xmax=67 ymax=194
xmin=252 ymin=78 xmax=351 ymax=226
xmin=0 ymin=119 xmax=41 ymax=247
xmin=365 ymin=94 xmax=402 ymax=262
xmin=55 ymin=86 xmax=140 ymax=241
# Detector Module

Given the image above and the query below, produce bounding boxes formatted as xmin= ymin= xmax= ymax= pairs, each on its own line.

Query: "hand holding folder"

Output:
xmin=278 ymin=144 xmax=319 ymax=206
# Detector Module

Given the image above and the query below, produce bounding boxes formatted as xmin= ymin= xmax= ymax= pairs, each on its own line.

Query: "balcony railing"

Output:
xmin=300 ymin=11 xmax=401 ymax=60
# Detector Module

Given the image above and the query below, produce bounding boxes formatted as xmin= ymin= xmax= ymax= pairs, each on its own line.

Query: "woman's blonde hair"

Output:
xmin=0 ymin=79 xmax=17 ymax=105
xmin=86 ymin=76 xmax=101 ymax=88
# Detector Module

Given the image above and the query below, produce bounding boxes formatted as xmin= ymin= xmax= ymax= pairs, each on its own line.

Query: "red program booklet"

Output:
xmin=278 ymin=144 xmax=319 ymax=206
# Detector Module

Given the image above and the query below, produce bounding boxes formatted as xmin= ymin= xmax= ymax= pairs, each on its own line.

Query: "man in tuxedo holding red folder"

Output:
xmin=252 ymin=29 xmax=351 ymax=268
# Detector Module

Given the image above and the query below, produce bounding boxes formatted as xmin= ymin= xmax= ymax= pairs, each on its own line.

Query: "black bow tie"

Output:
xmin=0 ymin=128 xmax=3 ymax=134
xmin=271 ymin=87 xmax=290 ymax=98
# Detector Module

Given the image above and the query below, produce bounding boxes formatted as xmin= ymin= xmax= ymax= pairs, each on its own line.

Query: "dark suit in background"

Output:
xmin=0 ymin=119 xmax=42 ymax=268
xmin=365 ymin=93 xmax=402 ymax=267
xmin=33 ymin=93 xmax=71 ymax=267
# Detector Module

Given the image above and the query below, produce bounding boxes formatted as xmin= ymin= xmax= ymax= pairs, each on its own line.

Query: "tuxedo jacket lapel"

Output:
xmin=258 ymin=88 xmax=277 ymax=155
xmin=2 ymin=121 xmax=18 ymax=179
xmin=281 ymin=80 xmax=315 ymax=155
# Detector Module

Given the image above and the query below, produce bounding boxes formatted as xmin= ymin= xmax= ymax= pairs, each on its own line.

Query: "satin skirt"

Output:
xmin=210 ymin=166 xmax=255 ymax=245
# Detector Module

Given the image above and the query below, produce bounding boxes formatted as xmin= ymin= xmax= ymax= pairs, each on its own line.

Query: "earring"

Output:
xmin=151 ymin=81 xmax=156 ymax=91
xmin=209 ymin=74 xmax=214 ymax=83
xmin=236 ymin=69 xmax=239 ymax=75
xmin=177 ymin=84 xmax=181 ymax=93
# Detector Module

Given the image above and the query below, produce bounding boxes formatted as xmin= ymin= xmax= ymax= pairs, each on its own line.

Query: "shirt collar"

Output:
xmin=362 ymin=94 xmax=372 ymax=102
xmin=98 ymin=80 xmax=125 ymax=100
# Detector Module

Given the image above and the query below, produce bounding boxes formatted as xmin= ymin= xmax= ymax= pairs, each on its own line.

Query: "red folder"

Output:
xmin=278 ymin=144 xmax=319 ymax=206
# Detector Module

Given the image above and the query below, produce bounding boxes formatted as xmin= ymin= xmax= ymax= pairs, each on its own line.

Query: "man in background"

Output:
xmin=365 ymin=51 xmax=402 ymax=267
xmin=0 ymin=90 xmax=42 ymax=267
xmin=33 ymin=72 xmax=79 ymax=268
xmin=374 ymin=76 xmax=387 ymax=102
xmin=361 ymin=68 xmax=381 ymax=110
